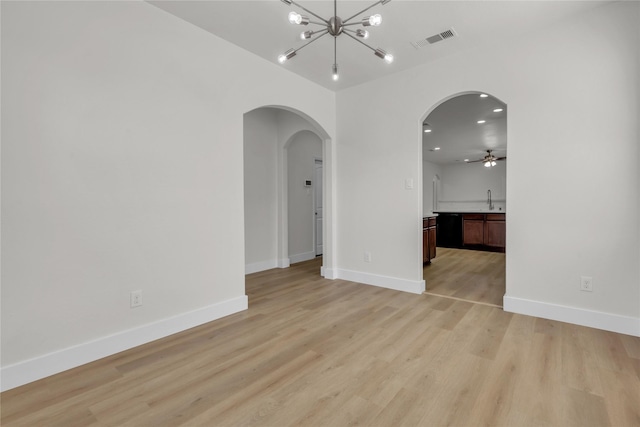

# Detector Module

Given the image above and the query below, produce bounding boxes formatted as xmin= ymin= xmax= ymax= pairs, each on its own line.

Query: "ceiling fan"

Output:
xmin=467 ymin=150 xmax=506 ymax=168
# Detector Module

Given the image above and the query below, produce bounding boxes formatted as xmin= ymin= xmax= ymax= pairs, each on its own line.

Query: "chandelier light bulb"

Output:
xmin=374 ymin=48 xmax=393 ymax=63
xmin=288 ymin=11 xmax=309 ymax=25
xmin=288 ymin=11 xmax=301 ymax=24
xmin=332 ymin=64 xmax=339 ymax=81
xmin=355 ymin=29 xmax=369 ymax=39
xmin=366 ymin=14 xmax=382 ymax=26
xmin=278 ymin=48 xmax=296 ymax=63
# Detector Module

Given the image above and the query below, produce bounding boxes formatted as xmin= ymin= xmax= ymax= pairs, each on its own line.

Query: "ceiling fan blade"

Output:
xmin=466 ymin=159 xmax=485 ymax=163
xmin=496 ymin=156 xmax=507 ymax=161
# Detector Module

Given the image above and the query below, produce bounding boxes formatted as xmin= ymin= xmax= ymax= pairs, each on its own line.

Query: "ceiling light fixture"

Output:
xmin=278 ymin=0 xmax=394 ymax=82
xmin=493 ymin=108 xmax=503 ymax=112
xmin=465 ymin=150 xmax=506 ymax=167
xmin=480 ymin=94 xmax=489 ymax=98
xmin=424 ymin=129 xmax=432 ymax=133
xmin=477 ymin=120 xmax=486 ymax=124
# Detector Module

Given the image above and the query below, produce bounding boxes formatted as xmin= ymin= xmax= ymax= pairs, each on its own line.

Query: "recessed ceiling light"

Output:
xmin=464 ymin=159 xmax=470 ymax=162
xmin=477 ymin=120 xmax=486 ymax=124
xmin=424 ymin=129 xmax=432 ymax=133
xmin=493 ymin=108 xmax=503 ymax=112
xmin=434 ymin=147 xmax=440 ymax=150
xmin=480 ymin=94 xmax=488 ymax=98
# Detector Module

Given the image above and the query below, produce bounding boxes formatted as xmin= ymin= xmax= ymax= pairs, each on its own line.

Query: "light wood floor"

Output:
xmin=424 ymin=247 xmax=506 ymax=307
xmin=2 ymin=258 xmax=639 ymax=426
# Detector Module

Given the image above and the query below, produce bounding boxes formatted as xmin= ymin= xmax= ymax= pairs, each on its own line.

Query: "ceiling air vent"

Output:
xmin=411 ymin=28 xmax=457 ymax=49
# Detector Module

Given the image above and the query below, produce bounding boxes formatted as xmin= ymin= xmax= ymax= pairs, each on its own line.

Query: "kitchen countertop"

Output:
xmin=434 ymin=210 xmax=505 ymax=214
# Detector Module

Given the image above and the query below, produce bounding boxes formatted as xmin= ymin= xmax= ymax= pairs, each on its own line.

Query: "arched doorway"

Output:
xmin=421 ymin=92 xmax=507 ymax=307
xmin=243 ymin=106 xmax=333 ymax=279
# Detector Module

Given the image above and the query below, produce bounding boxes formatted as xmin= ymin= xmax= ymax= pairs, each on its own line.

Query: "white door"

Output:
xmin=314 ymin=160 xmax=323 ymax=256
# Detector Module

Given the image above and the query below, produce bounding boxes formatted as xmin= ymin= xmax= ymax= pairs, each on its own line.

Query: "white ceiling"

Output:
xmin=423 ymin=93 xmax=506 ymax=164
xmin=148 ymin=0 xmax=609 ymax=91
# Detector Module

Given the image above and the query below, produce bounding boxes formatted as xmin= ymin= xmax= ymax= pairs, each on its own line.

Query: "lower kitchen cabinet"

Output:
xmin=462 ymin=214 xmax=484 ymax=246
xmin=485 ymin=214 xmax=506 ymax=249
xmin=462 ymin=213 xmax=505 ymax=252
xmin=423 ymin=216 xmax=437 ymax=264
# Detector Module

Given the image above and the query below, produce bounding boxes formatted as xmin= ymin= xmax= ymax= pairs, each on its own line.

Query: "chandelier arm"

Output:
xmin=342 ymin=0 xmax=386 ymax=24
xmin=289 ymin=1 xmax=330 ymax=25
xmin=296 ymin=30 xmax=330 ymax=53
xmin=342 ymin=22 xmax=367 ymax=28
xmin=343 ymin=30 xmax=376 ymax=53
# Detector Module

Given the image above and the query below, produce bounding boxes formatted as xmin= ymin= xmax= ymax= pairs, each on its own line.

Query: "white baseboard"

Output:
xmin=503 ymin=295 xmax=640 ymax=337
xmin=245 ymin=259 xmax=278 ymax=274
xmin=289 ymin=251 xmax=315 ymax=264
xmin=277 ymin=258 xmax=290 ymax=269
xmin=0 ymin=295 xmax=248 ymax=392
xmin=336 ymin=268 xmax=425 ymax=294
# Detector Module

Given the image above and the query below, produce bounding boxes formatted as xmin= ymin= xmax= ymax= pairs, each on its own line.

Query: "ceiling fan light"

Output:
xmin=484 ymin=161 xmax=491 ymax=168
xmin=491 ymin=160 xmax=497 ymax=166
xmin=356 ymin=29 xmax=369 ymax=39
xmin=363 ymin=14 xmax=382 ymax=26
xmin=278 ymin=48 xmax=296 ymax=64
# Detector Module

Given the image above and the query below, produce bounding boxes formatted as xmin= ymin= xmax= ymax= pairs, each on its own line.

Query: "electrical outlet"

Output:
xmin=131 ymin=290 xmax=143 ymax=307
xmin=580 ymin=276 xmax=593 ymax=292
xmin=364 ymin=251 xmax=372 ymax=263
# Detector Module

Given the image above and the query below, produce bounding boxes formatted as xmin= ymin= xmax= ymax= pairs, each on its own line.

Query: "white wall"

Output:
xmin=1 ymin=1 xmax=335 ymax=390
xmin=244 ymin=109 xmax=279 ymax=271
xmin=287 ymin=131 xmax=322 ymax=263
xmin=337 ymin=1 xmax=639 ymax=334
xmin=422 ymin=161 xmax=441 ymax=215
xmin=438 ymin=161 xmax=506 ymax=212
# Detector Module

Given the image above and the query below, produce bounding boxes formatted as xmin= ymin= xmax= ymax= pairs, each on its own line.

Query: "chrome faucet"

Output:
xmin=487 ymin=190 xmax=494 ymax=210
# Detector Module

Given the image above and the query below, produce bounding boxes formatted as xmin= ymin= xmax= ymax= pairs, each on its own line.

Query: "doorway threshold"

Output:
xmin=422 ymin=291 xmax=503 ymax=309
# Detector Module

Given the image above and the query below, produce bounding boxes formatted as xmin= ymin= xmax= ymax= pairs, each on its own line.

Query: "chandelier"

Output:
xmin=278 ymin=0 xmax=393 ymax=81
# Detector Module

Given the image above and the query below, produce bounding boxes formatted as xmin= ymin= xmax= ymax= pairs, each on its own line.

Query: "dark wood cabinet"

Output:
xmin=485 ymin=214 xmax=506 ymax=248
xmin=463 ymin=214 xmax=485 ymax=245
xmin=423 ymin=216 xmax=437 ymax=264
xmin=428 ymin=226 xmax=437 ymax=260
xmin=462 ymin=213 xmax=505 ymax=252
